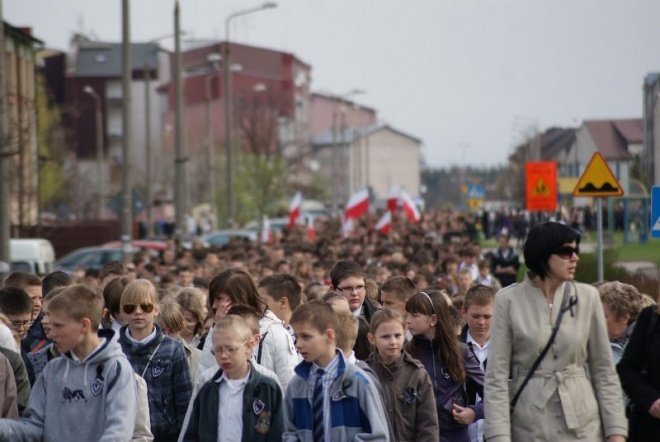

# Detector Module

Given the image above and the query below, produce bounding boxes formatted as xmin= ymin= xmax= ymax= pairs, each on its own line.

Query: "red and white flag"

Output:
xmin=341 ymin=216 xmax=354 ymax=238
xmin=288 ymin=191 xmax=303 ymax=228
xmin=387 ymin=186 xmax=400 ymax=213
xmin=344 ymin=188 xmax=369 ymax=220
xmin=375 ymin=211 xmax=392 ymax=234
xmin=261 ymin=215 xmax=273 ymax=243
xmin=401 ymin=191 xmax=421 ymax=223
xmin=306 ymin=216 xmax=316 ymax=242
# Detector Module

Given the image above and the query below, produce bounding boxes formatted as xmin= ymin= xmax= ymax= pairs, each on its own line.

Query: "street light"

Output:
xmin=206 ymin=52 xmax=221 ymax=227
xmin=224 ymin=2 xmax=277 ymax=227
xmin=83 ymin=85 xmax=105 ymax=219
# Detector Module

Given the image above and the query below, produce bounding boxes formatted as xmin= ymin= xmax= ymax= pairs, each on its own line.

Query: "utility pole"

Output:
xmin=174 ymin=0 xmax=186 ymax=241
xmin=121 ymin=0 xmax=132 ymax=260
xmin=0 ymin=0 xmax=8 ymax=264
xmin=144 ymin=61 xmax=153 ymax=238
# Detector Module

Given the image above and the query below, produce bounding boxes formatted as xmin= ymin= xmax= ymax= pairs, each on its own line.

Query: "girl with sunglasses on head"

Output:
xmin=118 ymin=279 xmax=192 ymax=442
xmin=484 ymin=221 xmax=627 ymax=442
xmin=405 ymin=290 xmax=484 ymax=442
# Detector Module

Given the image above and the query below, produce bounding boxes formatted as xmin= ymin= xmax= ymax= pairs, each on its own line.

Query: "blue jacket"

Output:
xmin=407 ymin=335 xmax=484 ymax=442
xmin=183 ymin=365 xmax=284 ymax=442
xmin=119 ymin=324 xmax=192 ymax=441
xmin=283 ymin=350 xmax=391 ymax=441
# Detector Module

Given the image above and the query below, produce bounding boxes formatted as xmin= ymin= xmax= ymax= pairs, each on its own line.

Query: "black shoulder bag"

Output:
xmin=510 ymin=282 xmax=577 ymax=413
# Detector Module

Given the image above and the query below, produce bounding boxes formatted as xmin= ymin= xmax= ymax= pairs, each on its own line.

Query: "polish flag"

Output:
xmin=387 ymin=186 xmax=400 ymax=213
xmin=375 ymin=211 xmax=392 ymax=234
xmin=401 ymin=191 xmax=421 ymax=223
xmin=344 ymin=188 xmax=369 ymax=220
xmin=306 ymin=216 xmax=316 ymax=242
xmin=261 ymin=216 xmax=273 ymax=243
xmin=288 ymin=191 xmax=303 ymax=228
xmin=341 ymin=216 xmax=354 ymax=238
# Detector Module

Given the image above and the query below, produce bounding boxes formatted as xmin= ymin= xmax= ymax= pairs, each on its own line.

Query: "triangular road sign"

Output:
xmin=572 ymin=152 xmax=624 ymax=197
xmin=653 ymin=216 xmax=660 ymax=232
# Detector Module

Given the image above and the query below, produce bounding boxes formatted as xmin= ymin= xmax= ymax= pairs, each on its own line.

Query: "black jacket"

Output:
xmin=183 ymin=365 xmax=284 ymax=442
xmin=617 ymin=305 xmax=660 ymax=441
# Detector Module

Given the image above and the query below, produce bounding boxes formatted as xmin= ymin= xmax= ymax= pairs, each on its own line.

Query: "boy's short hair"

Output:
xmin=0 ymin=287 xmax=33 ymax=315
xmin=226 ymin=304 xmax=260 ymax=335
xmin=290 ymin=300 xmax=338 ymax=335
xmin=213 ymin=315 xmax=253 ymax=343
xmin=120 ymin=279 xmax=158 ymax=308
xmin=464 ymin=285 xmax=495 ymax=310
xmin=48 ymin=285 xmax=104 ymax=331
xmin=597 ymin=281 xmax=642 ymax=325
xmin=458 ymin=268 xmax=472 ymax=277
xmin=329 ymin=260 xmax=365 ymax=288
xmin=99 ymin=261 xmax=128 ymax=281
xmin=159 ymin=302 xmax=185 ymax=333
xmin=44 ymin=286 xmax=67 ymax=303
xmin=3 ymin=271 xmax=41 ymax=289
xmin=258 ymin=273 xmax=302 ymax=310
xmin=42 ymin=271 xmax=74 ymax=297
xmin=380 ymin=276 xmax=416 ymax=302
xmin=104 ymin=276 xmax=133 ymax=316
xmin=477 ymin=260 xmax=490 ymax=270
xmin=334 ymin=311 xmax=359 ymax=352
xmin=370 ymin=309 xmax=405 ymax=334
xmin=321 ymin=291 xmax=344 ymax=304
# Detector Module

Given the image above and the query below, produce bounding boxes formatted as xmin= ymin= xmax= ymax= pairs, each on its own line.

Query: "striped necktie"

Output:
xmin=313 ymin=369 xmax=325 ymax=442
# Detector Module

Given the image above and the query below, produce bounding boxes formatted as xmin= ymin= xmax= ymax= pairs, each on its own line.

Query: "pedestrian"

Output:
xmin=484 ymin=221 xmax=627 ymax=441
xmin=367 ymin=309 xmax=439 ymax=442
xmin=405 ymin=290 xmax=484 ymax=442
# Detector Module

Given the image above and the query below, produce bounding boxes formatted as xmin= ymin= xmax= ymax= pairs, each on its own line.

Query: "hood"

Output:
xmin=64 ymin=328 xmax=125 ymax=365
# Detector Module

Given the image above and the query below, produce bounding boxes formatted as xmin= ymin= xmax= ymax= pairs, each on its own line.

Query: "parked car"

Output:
xmin=201 ymin=229 xmax=257 ymax=247
xmin=55 ymin=246 xmax=125 ymax=273
xmin=10 ymin=238 xmax=56 ymax=274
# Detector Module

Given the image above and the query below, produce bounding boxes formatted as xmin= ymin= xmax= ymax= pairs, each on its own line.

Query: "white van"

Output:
xmin=10 ymin=238 xmax=56 ymax=275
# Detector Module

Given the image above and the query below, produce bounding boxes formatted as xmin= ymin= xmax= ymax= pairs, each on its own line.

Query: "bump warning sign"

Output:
xmin=572 ymin=152 xmax=623 ymax=198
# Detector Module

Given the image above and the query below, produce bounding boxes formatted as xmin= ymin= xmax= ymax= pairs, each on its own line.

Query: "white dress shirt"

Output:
xmin=217 ymin=368 xmax=250 ymax=442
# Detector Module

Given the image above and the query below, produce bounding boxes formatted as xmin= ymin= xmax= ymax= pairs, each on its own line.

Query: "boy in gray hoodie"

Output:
xmin=0 ymin=284 xmax=137 ymax=441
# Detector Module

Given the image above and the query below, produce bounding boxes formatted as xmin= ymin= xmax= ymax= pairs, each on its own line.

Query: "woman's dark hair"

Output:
xmin=405 ymin=290 xmax=466 ymax=383
xmin=208 ymin=268 xmax=266 ymax=315
xmin=523 ymin=222 xmax=580 ymax=280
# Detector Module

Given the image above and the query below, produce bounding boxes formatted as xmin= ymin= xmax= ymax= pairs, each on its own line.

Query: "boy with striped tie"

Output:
xmin=283 ymin=301 xmax=391 ymax=441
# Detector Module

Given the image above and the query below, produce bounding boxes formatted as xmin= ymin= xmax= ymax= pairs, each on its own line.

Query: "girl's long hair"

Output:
xmin=406 ymin=290 xmax=465 ymax=383
xmin=209 ymin=268 xmax=267 ymax=315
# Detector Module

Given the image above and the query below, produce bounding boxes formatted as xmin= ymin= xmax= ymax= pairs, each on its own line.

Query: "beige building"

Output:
xmin=311 ymin=124 xmax=421 ymax=206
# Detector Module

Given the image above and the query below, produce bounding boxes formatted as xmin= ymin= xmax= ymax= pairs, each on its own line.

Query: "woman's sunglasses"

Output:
xmin=122 ymin=303 xmax=155 ymax=314
xmin=553 ymin=245 xmax=579 ymax=259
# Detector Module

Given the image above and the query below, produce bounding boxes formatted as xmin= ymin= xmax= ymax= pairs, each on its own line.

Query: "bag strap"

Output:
xmin=257 ymin=331 xmax=268 ymax=365
xmin=510 ymin=282 xmax=576 ymax=412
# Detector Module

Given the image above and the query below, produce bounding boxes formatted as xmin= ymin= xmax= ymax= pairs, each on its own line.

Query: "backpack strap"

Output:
xmin=257 ymin=331 xmax=269 ymax=365
xmin=107 ymin=361 xmax=122 ymax=392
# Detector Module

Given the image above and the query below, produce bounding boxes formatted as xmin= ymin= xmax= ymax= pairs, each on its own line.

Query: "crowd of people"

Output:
xmin=0 ymin=210 xmax=656 ymax=441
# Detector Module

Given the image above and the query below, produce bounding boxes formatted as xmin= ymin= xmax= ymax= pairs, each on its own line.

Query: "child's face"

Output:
xmin=464 ymin=304 xmax=493 ymax=342
xmin=292 ymin=321 xmax=334 ymax=367
xmin=6 ymin=311 xmax=33 ymax=341
xmin=479 ymin=267 xmax=489 ymax=278
xmin=405 ymin=311 xmax=436 ymax=340
xmin=369 ymin=320 xmax=405 ymax=365
xmin=48 ymin=310 xmax=84 ymax=353
xmin=458 ymin=273 xmax=473 ymax=290
xmin=24 ymin=285 xmax=43 ymax=318
xmin=380 ymin=291 xmax=407 ymax=316
xmin=123 ymin=298 xmax=158 ymax=334
xmin=335 ymin=276 xmax=366 ymax=313
xmin=212 ymin=328 xmax=252 ymax=379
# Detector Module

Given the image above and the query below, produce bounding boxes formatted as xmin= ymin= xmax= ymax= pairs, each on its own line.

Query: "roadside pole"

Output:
xmin=595 ymin=198 xmax=604 ymax=281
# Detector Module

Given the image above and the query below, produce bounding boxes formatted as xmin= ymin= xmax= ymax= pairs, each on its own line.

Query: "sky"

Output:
xmin=6 ymin=0 xmax=660 ymax=168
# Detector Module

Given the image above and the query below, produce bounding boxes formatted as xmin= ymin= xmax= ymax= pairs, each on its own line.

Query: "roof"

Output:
xmin=75 ymin=42 xmax=159 ymax=77
xmin=583 ymin=119 xmax=642 ymax=160
xmin=4 ymin=22 xmax=44 ymax=46
xmin=311 ymin=124 xmax=422 ymax=146
xmin=541 ymin=127 xmax=576 ymax=159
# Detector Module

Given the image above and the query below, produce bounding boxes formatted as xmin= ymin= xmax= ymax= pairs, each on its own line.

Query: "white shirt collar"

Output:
xmin=125 ymin=326 xmax=157 ymax=345
xmin=466 ymin=330 xmax=489 ymax=350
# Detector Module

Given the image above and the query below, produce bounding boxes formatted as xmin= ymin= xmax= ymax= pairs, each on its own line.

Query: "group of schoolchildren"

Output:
xmin=0 ymin=255 xmax=498 ymax=442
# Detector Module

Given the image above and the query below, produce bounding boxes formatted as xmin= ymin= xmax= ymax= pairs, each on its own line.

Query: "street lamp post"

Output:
xmin=83 ymin=85 xmax=105 ymax=219
xmin=224 ymin=2 xmax=277 ymax=227
xmin=173 ymin=0 xmax=186 ymax=241
xmin=206 ymin=53 xmax=221 ymax=226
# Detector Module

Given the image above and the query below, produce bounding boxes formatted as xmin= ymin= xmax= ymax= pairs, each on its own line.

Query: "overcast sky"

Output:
xmin=6 ymin=0 xmax=660 ymax=168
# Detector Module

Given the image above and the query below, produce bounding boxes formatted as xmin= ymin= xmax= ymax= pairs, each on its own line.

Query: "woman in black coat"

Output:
xmin=617 ymin=304 xmax=660 ymax=441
